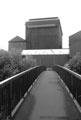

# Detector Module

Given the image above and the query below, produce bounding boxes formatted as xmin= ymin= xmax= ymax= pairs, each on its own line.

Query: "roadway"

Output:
xmin=13 ymin=70 xmax=81 ymax=120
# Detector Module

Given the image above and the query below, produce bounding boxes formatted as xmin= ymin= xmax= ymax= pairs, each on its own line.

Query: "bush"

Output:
xmin=0 ymin=49 xmax=38 ymax=81
xmin=0 ymin=50 xmax=13 ymax=80
xmin=64 ymin=52 xmax=81 ymax=74
xmin=19 ymin=56 xmax=37 ymax=72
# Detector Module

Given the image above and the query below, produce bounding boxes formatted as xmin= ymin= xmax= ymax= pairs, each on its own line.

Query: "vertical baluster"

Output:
xmin=7 ymin=83 xmax=12 ymax=119
xmin=0 ymin=87 xmax=2 ymax=119
xmin=71 ymin=74 xmax=74 ymax=98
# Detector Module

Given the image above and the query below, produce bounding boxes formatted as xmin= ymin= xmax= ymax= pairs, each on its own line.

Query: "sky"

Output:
xmin=0 ymin=0 xmax=81 ymax=50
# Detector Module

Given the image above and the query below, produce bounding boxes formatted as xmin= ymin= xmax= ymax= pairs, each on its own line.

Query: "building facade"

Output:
xmin=69 ymin=31 xmax=81 ymax=57
xmin=33 ymin=55 xmax=69 ymax=67
xmin=25 ymin=17 xmax=63 ymax=49
xmin=8 ymin=17 xmax=69 ymax=67
xmin=22 ymin=49 xmax=69 ymax=67
xmin=8 ymin=36 xmax=31 ymax=51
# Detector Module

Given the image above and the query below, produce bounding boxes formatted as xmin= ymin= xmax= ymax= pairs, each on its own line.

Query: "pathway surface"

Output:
xmin=13 ymin=71 xmax=81 ymax=120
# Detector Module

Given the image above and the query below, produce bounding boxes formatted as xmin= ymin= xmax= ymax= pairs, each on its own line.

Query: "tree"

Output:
xmin=0 ymin=50 xmax=13 ymax=80
xmin=0 ymin=49 xmax=38 ymax=81
xmin=19 ymin=55 xmax=37 ymax=71
xmin=64 ymin=52 xmax=81 ymax=74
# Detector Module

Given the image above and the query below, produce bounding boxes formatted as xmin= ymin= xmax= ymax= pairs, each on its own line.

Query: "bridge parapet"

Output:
xmin=0 ymin=66 xmax=46 ymax=120
xmin=53 ymin=65 xmax=81 ymax=112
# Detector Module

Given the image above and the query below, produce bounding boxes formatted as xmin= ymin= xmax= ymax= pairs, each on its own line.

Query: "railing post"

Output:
xmin=7 ymin=83 xmax=12 ymax=119
xmin=0 ymin=87 xmax=2 ymax=119
xmin=76 ymin=90 xmax=78 ymax=100
xmin=71 ymin=75 xmax=74 ymax=99
xmin=64 ymin=70 xmax=66 ymax=83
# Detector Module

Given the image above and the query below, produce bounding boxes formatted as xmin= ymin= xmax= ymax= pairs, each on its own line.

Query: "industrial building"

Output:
xmin=25 ymin=17 xmax=63 ymax=49
xmin=69 ymin=31 xmax=81 ymax=57
xmin=8 ymin=17 xmax=69 ymax=67
xmin=9 ymin=36 xmax=31 ymax=51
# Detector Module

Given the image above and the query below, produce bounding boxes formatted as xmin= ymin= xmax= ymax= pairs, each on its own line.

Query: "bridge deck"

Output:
xmin=13 ymin=71 xmax=81 ymax=120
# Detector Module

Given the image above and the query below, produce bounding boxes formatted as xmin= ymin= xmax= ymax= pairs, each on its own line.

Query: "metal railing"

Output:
xmin=0 ymin=66 xmax=46 ymax=120
xmin=53 ymin=65 xmax=81 ymax=107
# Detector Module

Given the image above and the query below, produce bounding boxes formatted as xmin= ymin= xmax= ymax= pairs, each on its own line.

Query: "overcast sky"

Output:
xmin=0 ymin=0 xmax=81 ymax=50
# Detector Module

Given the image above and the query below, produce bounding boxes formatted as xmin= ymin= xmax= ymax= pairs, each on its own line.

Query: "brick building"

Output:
xmin=22 ymin=49 xmax=69 ymax=67
xmin=9 ymin=17 xmax=63 ymax=50
xmin=8 ymin=17 xmax=69 ymax=67
xmin=69 ymin=31 xmax=81 ymax=57
xmin=8 ymin=36 xmax=31 ymax=51
xmin=25 ymin=17 xmax=63 ymax=49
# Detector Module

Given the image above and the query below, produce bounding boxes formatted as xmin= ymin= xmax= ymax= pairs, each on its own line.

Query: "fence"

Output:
xmin=53 ymin=65 xmax=81 ymax=107
xmin=0 ymin=66 xmax=46 ymax=120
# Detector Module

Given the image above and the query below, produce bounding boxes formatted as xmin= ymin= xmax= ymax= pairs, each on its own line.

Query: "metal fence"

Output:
xmin=53 ymin=65 xmax=81 ymax=107
xmin=0 ymin=66 xmax=46 ymax=120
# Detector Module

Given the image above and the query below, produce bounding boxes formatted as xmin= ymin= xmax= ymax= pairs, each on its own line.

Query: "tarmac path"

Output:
xmin=13 ymin=71 xmax=81 ymax=120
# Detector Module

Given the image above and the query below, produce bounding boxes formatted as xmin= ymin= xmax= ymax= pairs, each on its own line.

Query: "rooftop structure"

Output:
xmin=25 ymin=17 xmax=63 ymax=49
xmin=8 ymin=36 xmax=26 ymax=51
xmin=69 ymin=31 xmax=81 ymax=57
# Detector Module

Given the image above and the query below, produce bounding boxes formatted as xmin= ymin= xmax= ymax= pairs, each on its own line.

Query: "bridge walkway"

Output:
xmin=13 ymin=70 xmax=81 ymax=120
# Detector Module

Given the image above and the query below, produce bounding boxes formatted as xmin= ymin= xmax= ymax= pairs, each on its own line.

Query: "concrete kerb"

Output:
xmin=56 ymin=72 xmax=81 ymax=114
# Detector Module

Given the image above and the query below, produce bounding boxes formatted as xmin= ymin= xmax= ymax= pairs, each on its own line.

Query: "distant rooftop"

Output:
xmin=69 ymin=30 xmax=81 ymax=44
xmin=25 ymin=17 xmax=63 ymax=35
xmin=9 ymin=36 xmax=25 ymax=42
xmin=29 ymin=17 xmax=59 ymax=21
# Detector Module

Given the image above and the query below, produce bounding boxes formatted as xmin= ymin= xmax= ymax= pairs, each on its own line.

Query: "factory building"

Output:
xmin=25 ymin=17 xmax=63 ymax=49
xmin=69 ymin=31 xmax=81 ymax=57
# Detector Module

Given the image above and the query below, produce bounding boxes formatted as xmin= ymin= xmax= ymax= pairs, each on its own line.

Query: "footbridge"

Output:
xmin=0 ymin=65 xmax=81 ymax=120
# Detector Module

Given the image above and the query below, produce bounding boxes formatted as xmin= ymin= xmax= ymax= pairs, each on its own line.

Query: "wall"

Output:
xmin=40 ymin=55 xmax=54 ymax=67
xmin=69 ymin=31 xmax=81 ymax=57
xmin=26 ymin=26 xmax=62 ymax=49
xmin=32 ymin=55 xmax=69 ymax=67
xmin=70 ymin=41 xmax=81 ymax=57
xmin=9 ymin=41 xmax=32 ymax=51
xmin=54 ymin=55 xmax=69 ymax=66
xmin=9 ymin=41 xmax=27 ymax=51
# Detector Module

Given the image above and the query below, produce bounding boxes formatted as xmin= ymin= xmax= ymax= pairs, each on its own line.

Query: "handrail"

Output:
xmin=0 ymin=65 xmax=46 ymax=120
xmin=0 ymin=65 xmax=41 ymax=88
xmin=53 ymin=65 xmax=81 ymax=108
xmin=55 ymin=65 xmax=81 ymax=80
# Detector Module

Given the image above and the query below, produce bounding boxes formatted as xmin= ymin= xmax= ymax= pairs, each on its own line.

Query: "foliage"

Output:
xmin=0 ymin=49 xmax=38 ymax=81
xmin=64 ymin=52 xmax=81 ymax=74
xmin=19 ymin=55 xmax=37 ymax=71
xmin=0 ymin=50 xmax=12 ymax=80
